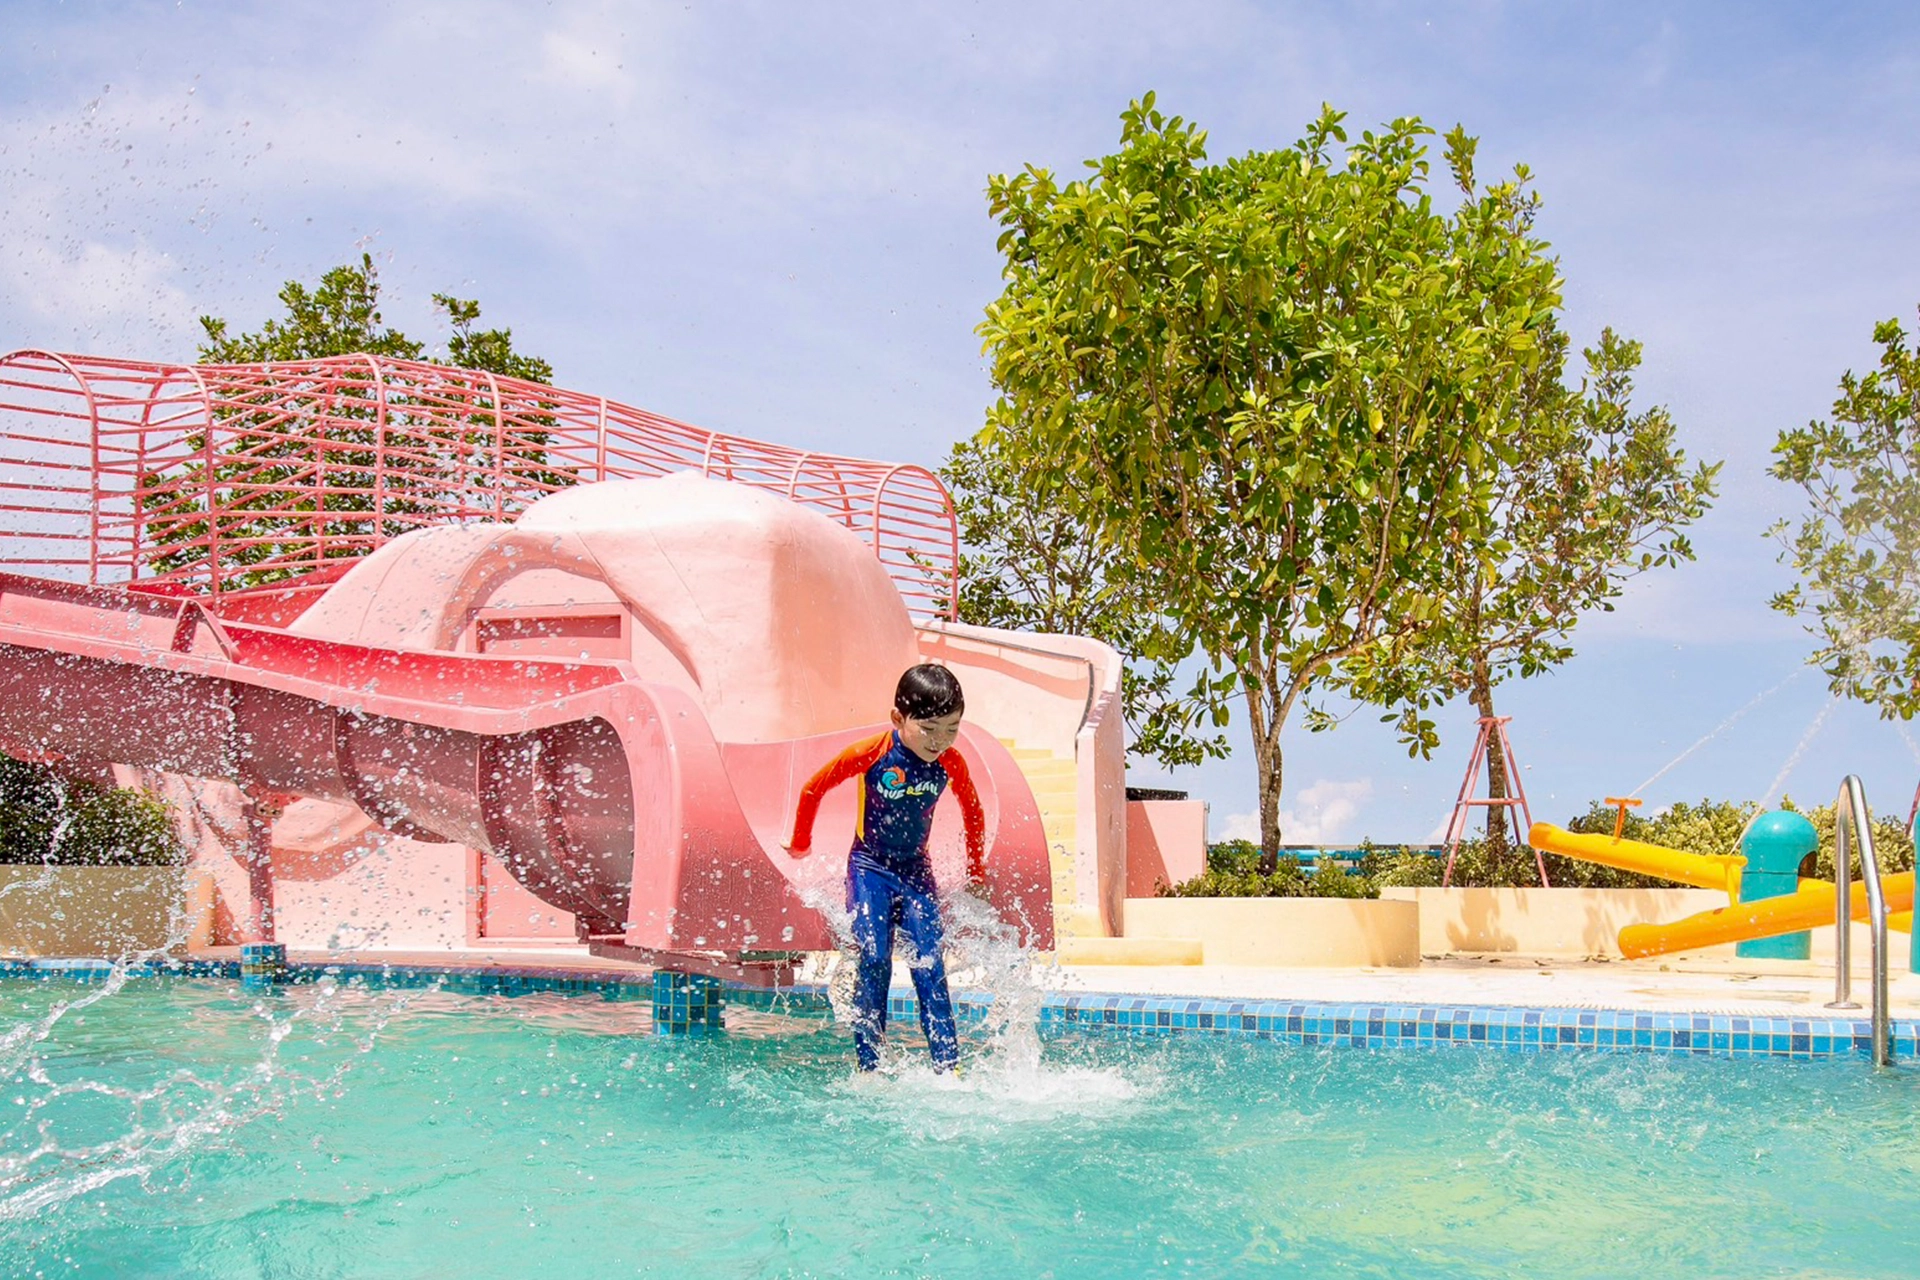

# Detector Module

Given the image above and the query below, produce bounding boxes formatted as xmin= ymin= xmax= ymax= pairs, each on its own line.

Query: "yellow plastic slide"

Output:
xmin=1526 ymin=823 xmax=1743 ymax=894
xmin=1617 ymin=874 xmax=1915 ymax=959
xmin=1527 ymin=822 xmax=1913 ymax=960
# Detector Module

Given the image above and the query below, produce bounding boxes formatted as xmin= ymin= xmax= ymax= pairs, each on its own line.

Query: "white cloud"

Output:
xmin=1216 ymin=778 xmax=1375 ymax=846
xmin=1216 ymin=811 xmax=1259 ymax=842
xmin=539 ymin=19 xmax=639 ymax=101
xmin=0 ymin=170 xmax=200 ymax=354
xmin=1633 ymin=18 xmax=1682 ymax=90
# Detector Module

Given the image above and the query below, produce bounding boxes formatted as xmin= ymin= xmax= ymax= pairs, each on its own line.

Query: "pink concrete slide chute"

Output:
xmin=0 ymin=473 xmax=1055 ymax=977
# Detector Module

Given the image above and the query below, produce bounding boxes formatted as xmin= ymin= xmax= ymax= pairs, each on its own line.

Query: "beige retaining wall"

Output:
xmin=0 ymin=866 xmax=211 ymax=958
xmin=1381 ymin=886 xmax=1903 ymax=962
xmin=1378 ymin=887 xmax=1727 ymax=958
xmin=1123 ymin=896 xmax=1420 ymax=968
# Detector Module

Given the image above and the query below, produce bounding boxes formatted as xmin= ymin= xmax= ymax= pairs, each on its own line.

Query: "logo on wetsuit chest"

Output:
xmin=877 ymin=765 xmax=941 ymax=801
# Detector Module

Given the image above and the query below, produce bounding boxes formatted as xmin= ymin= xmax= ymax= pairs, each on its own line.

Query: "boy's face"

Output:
xmin=891 ymin=708 xmax=963 ymax=762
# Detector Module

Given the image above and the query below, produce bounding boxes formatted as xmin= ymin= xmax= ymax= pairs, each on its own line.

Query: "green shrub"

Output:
xmin=1204 ymin=838 xmax=1261 ymax=874
xmin=1159 ymin=846 xmax=1381 ymax=899
xmin=0 ymin=756 xmax=186 ymax=867
xmin=1360 ymin=844 xmax=1447 ymax=889
xmin=1779 ymin=797 xmax=1915 ymax=878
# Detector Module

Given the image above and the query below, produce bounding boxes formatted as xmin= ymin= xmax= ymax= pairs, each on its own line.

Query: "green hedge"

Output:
xmin=1157 ymin=839 xmax=1406 ymax=899
xmin=0 ymin=756 xmax=186 ymax=867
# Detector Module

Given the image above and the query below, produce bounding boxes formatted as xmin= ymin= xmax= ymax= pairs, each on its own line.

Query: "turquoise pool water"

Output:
xmin=5 ymin=974 xmax=1920 ymax=1279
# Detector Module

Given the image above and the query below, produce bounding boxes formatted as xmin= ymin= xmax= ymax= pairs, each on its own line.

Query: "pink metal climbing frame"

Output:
xmin=1441 ymin=715 xmax=1550 ymax=887
xmin=0 ymin=349 xmax=959 ymax=619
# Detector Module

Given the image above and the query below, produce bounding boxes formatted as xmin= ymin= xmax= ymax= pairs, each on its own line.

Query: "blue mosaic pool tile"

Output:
xmin=12 ymin=959 xmax=1920 ymax=1066
xmin=1003 ymin=990 xmax=1920 ymax=1065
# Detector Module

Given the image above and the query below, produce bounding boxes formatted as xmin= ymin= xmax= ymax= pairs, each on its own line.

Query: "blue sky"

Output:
xmin=5 ymin=2 xmax=1920 ymax=844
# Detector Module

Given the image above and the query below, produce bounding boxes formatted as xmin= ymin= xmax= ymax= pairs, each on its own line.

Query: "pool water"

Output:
xmin=5 ymin=973 xmax=1920 ymax=1279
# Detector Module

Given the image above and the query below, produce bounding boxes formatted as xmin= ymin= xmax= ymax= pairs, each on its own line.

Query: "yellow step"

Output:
xmin=997 ymin=741 xmax=1082 ymax=925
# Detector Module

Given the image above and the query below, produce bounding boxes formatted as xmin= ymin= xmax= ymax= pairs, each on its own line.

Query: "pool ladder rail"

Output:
xmin=1827 ymin=775 xmax=1893 ymax=1067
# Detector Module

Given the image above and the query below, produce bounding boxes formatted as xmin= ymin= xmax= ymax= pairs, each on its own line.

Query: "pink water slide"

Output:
xmin=0 ymin=352 xmax=1088 ymax=974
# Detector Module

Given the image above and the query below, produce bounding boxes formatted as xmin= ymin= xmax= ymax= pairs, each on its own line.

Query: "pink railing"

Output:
xmin=0 ymin=350 xmax=958 ymax=618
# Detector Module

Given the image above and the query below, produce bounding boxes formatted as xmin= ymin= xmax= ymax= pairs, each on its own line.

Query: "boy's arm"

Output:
xmin=786 ymin=733 xmax=889 ymax=854
xmin=940 ymin=749 xmax=988 ymax=884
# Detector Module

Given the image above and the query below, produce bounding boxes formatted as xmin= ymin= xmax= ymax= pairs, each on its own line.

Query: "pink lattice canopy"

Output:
xmin=0 ymin=350 xmax=957 ymax=618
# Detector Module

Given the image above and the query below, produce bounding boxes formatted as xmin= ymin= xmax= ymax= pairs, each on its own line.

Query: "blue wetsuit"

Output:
xmin=789 ymin=730 xmax=986 ymax=1071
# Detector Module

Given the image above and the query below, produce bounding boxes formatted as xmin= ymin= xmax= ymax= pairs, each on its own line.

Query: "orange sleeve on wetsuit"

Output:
xmin=939 ymin=748 xmax=988 ymax=883
xmin=786 ymin=732 xmax=890 ymax=853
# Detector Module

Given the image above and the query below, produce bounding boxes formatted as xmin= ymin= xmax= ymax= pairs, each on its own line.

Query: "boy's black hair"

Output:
xmin=894 ymin=663 xmax=964 ymax=720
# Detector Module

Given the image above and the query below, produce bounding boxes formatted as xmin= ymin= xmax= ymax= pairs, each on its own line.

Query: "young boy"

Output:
xmin=784 ymin=663 xmax=986 ymax=1073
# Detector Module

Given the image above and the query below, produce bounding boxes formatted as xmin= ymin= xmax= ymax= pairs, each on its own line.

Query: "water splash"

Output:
xmin=0 ymin=771 xmax=85 ymax=909
xmin=0 ymin=769 xmax=416 ymax=1224
xmin=1630 ymin=667 xmax=1804 ymax=797
xmin=1762 ymin=695 xmax=1837 ymax=807
xmin=790 ymin=841 xmax=1143 ymax=1111
xmin=0 ymin=976 xmax=417 ymax=1223
xmin=1894 ymin=718 xmax=1920 ymax=768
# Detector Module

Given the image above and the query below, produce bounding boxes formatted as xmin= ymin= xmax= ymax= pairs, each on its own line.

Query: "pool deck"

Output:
xmin=177 ymin=944 xmax=1920 ymax=1021
xmin=1038 ymin=954 xmax=1920 ymax=1020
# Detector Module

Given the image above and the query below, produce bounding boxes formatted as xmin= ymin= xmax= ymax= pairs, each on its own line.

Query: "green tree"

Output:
xmin=0 ymin=757 xmax=184 ymax=867
xmin=1347 ymin=325 xmax=1718 ymax=867
xmin=977 ymin=96 xmax=1564 ymax=865
xmin=197 ymin=254 xmax=553 ymax=382
xmin=1770 ymin=308 xmax=1920 ymax=717
xmin=943 ymin=430 xmax=1227 ymax=767
xmin=146 ymin=255 xmax=554 ymax=587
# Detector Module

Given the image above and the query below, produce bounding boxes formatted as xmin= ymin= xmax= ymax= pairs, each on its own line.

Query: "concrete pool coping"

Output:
xmin=10 ymin=945 xmax=1917 ymax=1062
xmin=11 ymin=945 xmax=1920 ymax=1060
xmin=127 ymin=944 xmax=1920 ymax=1022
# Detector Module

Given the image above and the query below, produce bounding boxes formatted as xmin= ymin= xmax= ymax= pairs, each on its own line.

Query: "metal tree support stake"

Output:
xmin=1440 ymin=715 xmax=1549 ymax=888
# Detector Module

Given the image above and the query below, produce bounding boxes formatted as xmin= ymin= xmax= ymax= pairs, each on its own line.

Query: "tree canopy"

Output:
xmin=943 ymin=431 xmax=1226 ymax=768
xmin=1771 ymin=307 xmax=1920 ymax=718
xmin=1346 ymin=324 xmax=1717 ymax=858
xmin=974 ymin=96 xmax=1569 ymax=860
xmin=197 ymin=252 xmax=553 ymax=382
xmin=147 ymin=255 xmax=554 ymax=586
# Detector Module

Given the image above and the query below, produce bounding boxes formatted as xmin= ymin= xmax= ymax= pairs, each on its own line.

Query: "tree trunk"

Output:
xmin=1245 ymin=673 xmax=1286 ymax=874
xmin=1470 ymin=656 xmax=1510 ymax=855
xmin=1257 ymin=741 xmax=1285 ymax=875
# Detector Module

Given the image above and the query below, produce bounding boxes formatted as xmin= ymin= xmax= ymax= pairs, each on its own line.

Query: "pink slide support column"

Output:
xmin=239 ymin=797 xmax=278 ymax=944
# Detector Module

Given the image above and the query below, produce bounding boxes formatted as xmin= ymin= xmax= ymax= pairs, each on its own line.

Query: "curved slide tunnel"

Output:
xmin=0 ymin=571 xmax=1054 ymax=971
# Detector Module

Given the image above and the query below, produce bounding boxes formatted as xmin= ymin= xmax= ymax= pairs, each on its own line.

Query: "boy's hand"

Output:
xmin=962 ymin=880 xmax=992 ymax=903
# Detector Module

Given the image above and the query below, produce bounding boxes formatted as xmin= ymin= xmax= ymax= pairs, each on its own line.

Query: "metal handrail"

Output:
xmin=1827 ymin=774 xmax=1891 ymax=1066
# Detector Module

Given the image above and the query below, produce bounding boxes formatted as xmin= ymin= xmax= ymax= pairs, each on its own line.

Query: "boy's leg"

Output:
xmin=846 ymin=863 xmax=899 ymax=1072
xmin=899 ymin=882 xmax=959 ymax=1071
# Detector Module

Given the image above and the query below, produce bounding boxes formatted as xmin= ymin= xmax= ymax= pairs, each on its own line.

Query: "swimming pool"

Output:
xmin=5 ymin=970 xmax=1918 ymax=1278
